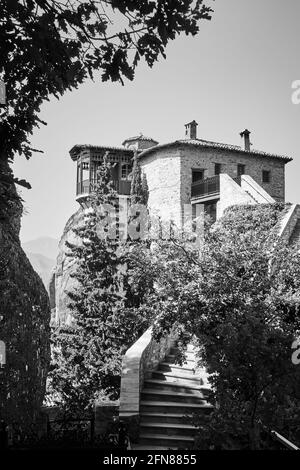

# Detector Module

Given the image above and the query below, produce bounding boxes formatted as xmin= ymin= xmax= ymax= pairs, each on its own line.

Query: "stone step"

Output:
xmin=171 ymin=345 xmax=197 ymax=354
xmin=132 ymin=445 xmax=177 ymax=450
xmin=140 ymin=400 xmax=214 ymax=415
xmin=141 ymin=389 xmax=208 ymax=404
xmin=140 ymin=412 xmax=195 ymax=425
xmin=166 ymin=349 xmax=197 ymax=358
xmin=140 ymin=422 xmax=197 ymax=437
xmin=165 ymin=355 xmax=196 ymax=366
xmin=153 ymin=365 xmax=206 ymax=378
xmin=143 ymin=379 xmax=210 ymax=395
xmin=139 ymin=432 xmax=195 ymax=449
xmin=150 ymin=369 xmax=205 ymax=385
xmin=134 ymin=341 xmax=212 ymax=449
xmin=158 ymin=362 xmax=197 ymax=375
xmin=140 ymin=412 xmax=211 ymax=425
xmin=172 ymin=354 xmax=198 ymax=364
xmin=162 ymin=359 xmax=195 ymax=369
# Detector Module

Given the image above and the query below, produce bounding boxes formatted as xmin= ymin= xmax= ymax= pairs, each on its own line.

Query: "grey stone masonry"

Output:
xmin=139 ymin=141 xmax=289 ymax=225
xmin=179 ymin=145 xmax=285 ymax=205
xmin=140 ymin=148 xmax=182 ymax=226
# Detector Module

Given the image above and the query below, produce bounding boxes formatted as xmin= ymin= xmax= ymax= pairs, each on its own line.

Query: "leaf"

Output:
xmin=13 ymin=178 xmax=31 ymax=189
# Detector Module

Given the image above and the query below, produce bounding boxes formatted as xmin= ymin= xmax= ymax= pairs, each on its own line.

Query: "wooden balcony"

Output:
xmin=191 ymin=175 xmax=220 ymax=200
xmin=76 ymin=178 xmax=131 ymax=197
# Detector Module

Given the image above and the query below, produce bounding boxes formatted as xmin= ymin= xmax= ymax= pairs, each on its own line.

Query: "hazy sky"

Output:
xmin=13 ymin=0 xmax=300 ymax=243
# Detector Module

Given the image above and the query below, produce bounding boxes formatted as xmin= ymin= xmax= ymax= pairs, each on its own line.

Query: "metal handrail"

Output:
xmin=271 ymin=430 xmax=300 ymax=450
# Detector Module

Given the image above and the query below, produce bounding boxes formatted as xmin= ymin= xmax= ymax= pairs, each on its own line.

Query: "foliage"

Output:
xmin=0 ymin=0 xmax=213 ymax=165
xmin=152 ymin=203 xmax=300 ymax=449
xmin=48 ymin=156 xmax=155 ymax=415
xmin=0 ymin=0 xmax=214 ymax=439
xmin=141 ymin=173 xmax=149 ymax=204
xmin=130 ymin=157 xmax=149 ymax=206
xmin=0 ymin=160 xmax=23 ymax=224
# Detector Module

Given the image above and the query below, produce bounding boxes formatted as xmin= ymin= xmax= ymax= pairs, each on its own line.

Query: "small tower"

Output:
xmin=122 ymin=134 xmax=158 ymax=151
xmin=185 ymin=120 xmax=198 ymax=140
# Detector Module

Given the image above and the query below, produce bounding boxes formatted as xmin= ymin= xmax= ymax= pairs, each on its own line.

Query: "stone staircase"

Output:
xmin=245 ymin=189 xmax=260 ymax=204
xmin=134 ymin=344 xmax=213 ymax=450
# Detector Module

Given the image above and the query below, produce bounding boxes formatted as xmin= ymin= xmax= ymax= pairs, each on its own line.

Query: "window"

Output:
xmin=237 ymin=164 xmax=246 ymax=176
xmin=121 ymin=164 xmax=130 ymax=180
xmin=192 ymin=169 xmax=204 ymax=183
xmin=262 ymin=170 xmax=271 ymax=183
xmin=215 ymin=163 xmax=222 ymax=175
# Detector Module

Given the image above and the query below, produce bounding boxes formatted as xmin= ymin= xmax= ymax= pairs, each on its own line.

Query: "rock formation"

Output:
xmin=0 ymin=160 xmax=50 ymax=440
xmin=49 ymin=208 xmax=83 ymax=325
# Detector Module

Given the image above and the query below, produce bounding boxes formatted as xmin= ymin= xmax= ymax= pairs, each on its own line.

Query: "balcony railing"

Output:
xmin=191 ymin=175 xmax=220 ymax=199
xmin=76 ymin=178 xmax=131 ymax=197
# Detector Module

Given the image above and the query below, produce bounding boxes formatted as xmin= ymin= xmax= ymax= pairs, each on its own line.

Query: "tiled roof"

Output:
xmin=122 ymin=134 xmax=158 ymax=145
xmin=69 ymin=144 xmax=134 ymax=161
xmin=138 ymin=138 xmax=292 ymax=162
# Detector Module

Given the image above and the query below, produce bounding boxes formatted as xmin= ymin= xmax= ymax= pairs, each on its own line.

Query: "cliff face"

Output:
xmin=0 ymin=161 xmax=51 ymax=439
xmin=50 ymin=208 xmax=83 ymax=325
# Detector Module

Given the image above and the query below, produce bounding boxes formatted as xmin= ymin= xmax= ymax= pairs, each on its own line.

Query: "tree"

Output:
xmin=0 ymin=0 xmax=213 ymax=439
xmin=152 ymin=204 xmax=300 ymax=449
xmin=0 ymin=0 xmax=213 ymax=166
xmin=130 ymin=156 xmax=149 ymax=206
xmin=128 ymin=156 xmax=150 ymax=241
xmin=141 ymin=173 xmax=149 ymax=206
xmin=49 ymin=156 xmax=155 ymax=414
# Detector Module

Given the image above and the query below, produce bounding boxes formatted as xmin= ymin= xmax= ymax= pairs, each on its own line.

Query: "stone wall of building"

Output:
xmin=179 ymin=146 xmax=286 ymax=206
xmin=139 ymin=144 xmax=286 ymax=227
xmin=140 ymin=148 xmax=182 ymax=227
xmin=217 ymin=174 xmax=255 ymax=218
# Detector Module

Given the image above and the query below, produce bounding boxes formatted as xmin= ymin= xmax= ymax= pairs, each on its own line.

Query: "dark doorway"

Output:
xmin=204 ymin=200 xmax=217 ymax=223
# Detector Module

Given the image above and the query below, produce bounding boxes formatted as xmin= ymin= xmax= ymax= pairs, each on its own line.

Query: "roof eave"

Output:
xmin=138 ymin=140 xmax=292 ymax=163
xmin=69 ymin=144 xmax=134 ymax=161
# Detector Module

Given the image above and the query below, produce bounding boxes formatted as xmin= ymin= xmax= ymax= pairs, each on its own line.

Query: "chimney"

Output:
xmin=240 ymin=129 xmax=251 ymax=151
xmin=185 ymin=120 xmax=198 ymax=140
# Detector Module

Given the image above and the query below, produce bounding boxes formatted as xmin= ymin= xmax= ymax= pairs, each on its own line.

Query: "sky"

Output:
xmin=13 ymin=0 xmax=300 ymax=244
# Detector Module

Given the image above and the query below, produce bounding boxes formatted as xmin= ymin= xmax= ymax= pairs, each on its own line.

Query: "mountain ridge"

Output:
xmin=22 ymin=236 xmax=59 ymax=260
xmin=22 ymin=236 xmax=59 ymax=289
